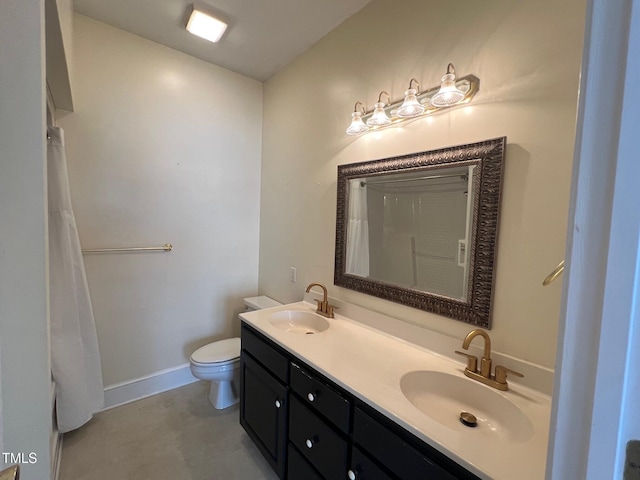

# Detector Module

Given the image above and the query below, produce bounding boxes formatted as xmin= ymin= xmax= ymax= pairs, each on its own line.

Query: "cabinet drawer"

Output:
xmin=290 ymin=362 xmax=350 ymax=433
xmin=354 ymin=407 xmax=461 ymax=480
xmin=287 ymin=443 xmax=324 ymax=480
xmin=349 ymin=446 xmax=394 ymax=480
xmin=289 ymin=395 xmax=348 ymax=480
xmin=241 ymin=324 xmax=288 ymax=382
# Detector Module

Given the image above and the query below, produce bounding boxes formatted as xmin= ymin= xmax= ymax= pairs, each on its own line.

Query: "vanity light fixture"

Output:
xmin=345 ymin=102 xmax=369 ymax=135
xmin=431 ymin=63 xmax=465 ymax=107
xmin=396 ymin=78 xmax=425 ymax=118
xmin=345 ymin=63 xmax=479 ymax=136
xmin=186 ymin=3 xmax=228 ymax=43
xmin=366 ymin=91 xmax=392 ymax=127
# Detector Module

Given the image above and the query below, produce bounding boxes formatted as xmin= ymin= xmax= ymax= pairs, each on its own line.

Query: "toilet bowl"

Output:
xmin=189 ymin=337 xmax=241 ymax=409
xmin=191 ymin=296 xmax=282 ymax=410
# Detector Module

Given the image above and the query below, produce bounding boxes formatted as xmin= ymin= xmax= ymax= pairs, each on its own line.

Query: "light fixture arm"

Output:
xmin=377 ymin=91 xmax=391 ymax=105
xmin=447 ymin=63 xmax=456 ymax=75
xmin=408 ymin=78 xmax=420 ymax=92
xmin=346 ymin=101 xmax=370 ymax=135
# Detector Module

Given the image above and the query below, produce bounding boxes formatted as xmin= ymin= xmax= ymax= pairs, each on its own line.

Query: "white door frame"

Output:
xmin=0 ymin=0 xmax=52 ymax=479
xmin=547 ymin=0 xmax=640 ymax=478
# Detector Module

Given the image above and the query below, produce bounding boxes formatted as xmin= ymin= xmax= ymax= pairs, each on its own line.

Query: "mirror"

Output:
xmin=334 ymin=137 xmax=506 ymax=328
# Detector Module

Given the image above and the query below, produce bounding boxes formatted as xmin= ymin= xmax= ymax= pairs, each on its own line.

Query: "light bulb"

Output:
xmin=431 ymin=66 xmax=465 ymax=107
xmin=346 ymin=111 xmax=369 ymax=135
xmin=186 ymin=6 xmax=228 ymax=43
xmin=366 ymin=102 xmax=392 ymax=127
xmin=396 ymin=88 xmax=425 ymax=118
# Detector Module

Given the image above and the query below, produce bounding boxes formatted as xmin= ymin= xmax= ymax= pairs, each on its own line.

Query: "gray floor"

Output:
xmin=59 ymin=381 xmax=279 ymax=480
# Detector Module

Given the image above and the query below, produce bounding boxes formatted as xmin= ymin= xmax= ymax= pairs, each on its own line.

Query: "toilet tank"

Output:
xmin=243 ymin=295 xmax=282 ymax=312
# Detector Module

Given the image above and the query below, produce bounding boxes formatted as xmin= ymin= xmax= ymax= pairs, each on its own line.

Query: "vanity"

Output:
xmin=239 ymin=296 xmax=552 ymax=480
xmin=239 ymin=139 xmax=550 ymax=478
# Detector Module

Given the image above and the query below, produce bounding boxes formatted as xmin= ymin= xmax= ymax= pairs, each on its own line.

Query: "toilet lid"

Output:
xmin=191 ymin=337 xmax=241 ymax=364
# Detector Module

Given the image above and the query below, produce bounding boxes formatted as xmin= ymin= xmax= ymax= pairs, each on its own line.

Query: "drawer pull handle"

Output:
xmin=307 ymin=392 xmax=316 ymax=402
xmin=305 ymin=438 xmax=314 ymax=448
xmin=275 ymin=400 xmax=281 ymax=408
xmin=347 ymin=470 xmax=357 ymax=480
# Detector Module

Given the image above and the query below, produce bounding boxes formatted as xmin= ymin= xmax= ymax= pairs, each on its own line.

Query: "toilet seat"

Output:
xmin=190 ymin=337 xmax=240 ymax=365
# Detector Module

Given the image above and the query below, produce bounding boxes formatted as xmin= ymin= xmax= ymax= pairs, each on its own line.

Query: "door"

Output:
xmin=548 ymin=0 xmax=640 ymax=478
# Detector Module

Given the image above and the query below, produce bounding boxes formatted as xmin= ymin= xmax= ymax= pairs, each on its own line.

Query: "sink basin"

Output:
xmin=269 ymin=310 xmax=330 ymax=334
xmin=400 ymin=370 xmax=533 ymax=443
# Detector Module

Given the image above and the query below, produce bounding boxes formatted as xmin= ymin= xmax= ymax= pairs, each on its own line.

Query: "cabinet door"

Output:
xmin=240 ymin=353 xmax=288 ymax=479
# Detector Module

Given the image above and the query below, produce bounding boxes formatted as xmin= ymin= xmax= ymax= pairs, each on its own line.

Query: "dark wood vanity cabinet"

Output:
xmin=240 ymin=323 xmax=481 ymax=480
xmin=240 ymin=326 xmax=289 ymax=478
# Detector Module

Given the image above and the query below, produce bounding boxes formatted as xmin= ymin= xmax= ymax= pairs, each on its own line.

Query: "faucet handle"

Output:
xmin=314 ymin=299 xmax=335 ymax=318
xmin=454 ymin=350 xmax=478 ymax=372
xmin=494 ymin=365 xmax=524 ymax=385
xmin=325 ymin=303 xmax=334 ymax=318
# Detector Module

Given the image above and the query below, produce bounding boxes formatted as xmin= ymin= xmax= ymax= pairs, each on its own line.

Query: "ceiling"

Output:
xmin=73 ymin=0 xmax=373 ymax=82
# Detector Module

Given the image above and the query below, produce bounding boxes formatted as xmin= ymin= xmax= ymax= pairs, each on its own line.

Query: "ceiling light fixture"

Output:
xmin=345 ymin=102 xmax=369 ymax=136
xmin=345 ymin=64 xmax=479 ymax=136
xmin=186 ymin=4 xmax=228 ymax=43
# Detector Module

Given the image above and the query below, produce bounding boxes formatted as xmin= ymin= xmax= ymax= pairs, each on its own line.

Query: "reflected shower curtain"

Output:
xmin=48 ymin=127 xmax=104 ymax=432
xmin=346 ymin=180 xmax=370 ymax=276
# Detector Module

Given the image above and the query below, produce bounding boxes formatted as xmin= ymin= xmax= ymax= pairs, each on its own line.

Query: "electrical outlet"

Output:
xmin=626 ymin=440 xmax=640 ymax=480
xmin=290 ymin=267 xmax=297 ymax=283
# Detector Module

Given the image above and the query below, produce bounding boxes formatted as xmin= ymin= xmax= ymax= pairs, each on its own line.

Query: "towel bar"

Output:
xmin=81 ymin=243 xmax=173 ymax=254
xmin=542 ymin=260 xmax=564 ymax=286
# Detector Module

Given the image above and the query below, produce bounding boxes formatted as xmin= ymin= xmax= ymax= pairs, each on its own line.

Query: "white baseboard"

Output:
xmin=102 ymin=364 xmax=199 ymax=411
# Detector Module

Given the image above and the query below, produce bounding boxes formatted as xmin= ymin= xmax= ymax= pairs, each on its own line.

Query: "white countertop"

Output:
xmin=240 ymin=299 xmax=551 ymax=480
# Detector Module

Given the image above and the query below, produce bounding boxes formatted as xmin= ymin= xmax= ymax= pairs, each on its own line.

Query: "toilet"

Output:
xmin=189 ymin=295 xmax=282 ymax=409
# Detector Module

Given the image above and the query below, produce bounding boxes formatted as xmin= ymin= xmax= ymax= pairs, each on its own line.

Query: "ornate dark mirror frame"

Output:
xmin=334 ymin=137 xmax=506 ymax=328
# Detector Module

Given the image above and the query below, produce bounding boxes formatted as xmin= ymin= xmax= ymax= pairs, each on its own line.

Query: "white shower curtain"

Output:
xmin=48 ymin=126 xmax=104 ymax=433
xmin=346 ymin=180 xmax=370 ymax=277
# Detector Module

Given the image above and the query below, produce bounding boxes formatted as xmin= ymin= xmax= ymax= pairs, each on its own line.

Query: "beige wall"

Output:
xmin=59 ymin=15 xmax=263 ymax=386
xmin=259 ymin=0 xmax=586 ymax=368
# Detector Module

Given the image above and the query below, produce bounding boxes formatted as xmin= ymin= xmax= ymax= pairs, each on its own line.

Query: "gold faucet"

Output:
xmin=305 ymin=282 xmax=335 ymax=318
xmin=455 ymin=328 xmax=523 ymax=391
